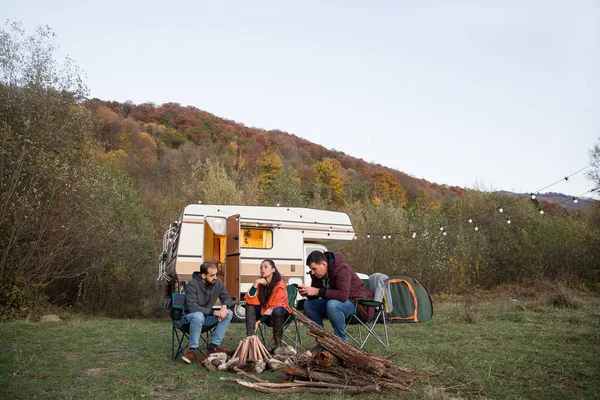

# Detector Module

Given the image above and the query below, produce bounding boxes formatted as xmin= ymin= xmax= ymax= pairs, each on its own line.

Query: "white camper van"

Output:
xmin=158 ymin=204 xmax=355 ymax=322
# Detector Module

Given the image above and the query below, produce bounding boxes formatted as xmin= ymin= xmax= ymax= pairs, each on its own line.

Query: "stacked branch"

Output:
xmin=224 ymin=310 xmax=419 ymax=394
xmin=232 ymin=336 xmax=271 ymax=363
xmin=287 ymin=309 xmax=418 ymax=392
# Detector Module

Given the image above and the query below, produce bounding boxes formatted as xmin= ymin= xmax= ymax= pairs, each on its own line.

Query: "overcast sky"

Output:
xmin=3 ymin=1 xmax=598 ymax=198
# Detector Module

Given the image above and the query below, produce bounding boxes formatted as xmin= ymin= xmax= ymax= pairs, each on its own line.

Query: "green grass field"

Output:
xmin=1 ymin=292 xmax=598 ymax=399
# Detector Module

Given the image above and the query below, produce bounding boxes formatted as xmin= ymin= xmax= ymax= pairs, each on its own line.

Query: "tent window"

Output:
xmin=241 ymin=228 xmax=273 ymax=249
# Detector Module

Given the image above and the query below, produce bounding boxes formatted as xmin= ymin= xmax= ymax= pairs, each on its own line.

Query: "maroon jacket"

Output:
xmin=309 ymin=252 xmax=374 ymax=322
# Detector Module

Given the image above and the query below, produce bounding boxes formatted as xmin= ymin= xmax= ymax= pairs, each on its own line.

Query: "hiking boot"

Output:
xmin=271 ymin=313 xmax=287 ymax=348
xmin=245 ymin=304 xmax=257 ymax=337
xmin=182 ymin=349 xmax=197 ymax=364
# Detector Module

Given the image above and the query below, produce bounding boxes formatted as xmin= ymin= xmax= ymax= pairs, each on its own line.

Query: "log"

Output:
xmin=281 ymin=367 xmax=347 ymax=384
xmin=239 ymin=337 xmax=250 ymax=363
xmin=293 ymin=310 xmax=386 ymax=376
xmin=220 ymin=377 xmax=380 ymax=394
xmin=233 ymin=367 xmax=266 ymax=383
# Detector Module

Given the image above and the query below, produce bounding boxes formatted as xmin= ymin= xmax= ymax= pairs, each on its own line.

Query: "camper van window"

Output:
xmin=241 ymin=228 xmax=273 ymax=249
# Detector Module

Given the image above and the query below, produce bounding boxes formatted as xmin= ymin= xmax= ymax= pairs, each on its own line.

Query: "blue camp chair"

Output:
xmin=170 ymin=292 xmax=218 ymax=360
xmin=258 ymin=284 xmax=302 ymax=350
xmin=344 ymin=278 xmax=389 ymax=348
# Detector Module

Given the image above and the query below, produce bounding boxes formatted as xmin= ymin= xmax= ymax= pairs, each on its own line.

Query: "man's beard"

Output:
xmin=206 ymin=279 xmax=216 ymax=286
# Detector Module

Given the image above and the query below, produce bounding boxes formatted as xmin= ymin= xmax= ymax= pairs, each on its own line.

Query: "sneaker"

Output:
xmin=182 ymin=349 xmax=197 ymax=364
xmin=208 ymin=343 xmax=219 ymax=352
xmin=207 ymin=343 xmax=227 ymax=354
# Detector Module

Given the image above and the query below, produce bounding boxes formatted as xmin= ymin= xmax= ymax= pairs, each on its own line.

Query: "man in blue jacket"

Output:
xmin=182 ymin=262 xmax=233 ymax=363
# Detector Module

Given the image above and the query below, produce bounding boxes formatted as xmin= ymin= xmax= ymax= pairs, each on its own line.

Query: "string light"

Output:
xmin=573 ymin=197 xmax=578 ymax=203
xmin=468 ymin=218 xmax=473 ymax=224
xmin=506 ymin=217 xmax=511 ymax=224
xmin=276 ymin=203 xmax=280 ymax=207
xmin=387 ymin=234 xmax=391 ymax=239
xmin=383 ymin=235 xmax=386 ymax=239
xmin=412 ymin=231 xmax=417 ymax=238
xmin=498 ymin=207 xmax=504 ymax=213
xmin=439 ymin=226 xmax=444 ymax=231
xmin=530 ymin=193 xmax=536 ymax=200
xmin=474 ymin=225 xmax=479 ymax=231
xmin=443 ymin=231 xmax=447 ymax=236
xmin=539 ymin=209 xmax=544 ymax=215
xmin=367 ymin=233 xmax=371 ymax=238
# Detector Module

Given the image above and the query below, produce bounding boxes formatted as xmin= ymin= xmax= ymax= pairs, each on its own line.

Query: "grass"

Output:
xmin=0 ymin=291 xmax=598 ymax=399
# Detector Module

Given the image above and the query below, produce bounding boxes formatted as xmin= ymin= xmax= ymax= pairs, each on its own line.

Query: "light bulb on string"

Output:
xmin=506 ymin=217 xmax=511 ymax=224
xmin=474 ymin=225 xmax=479 ymax=231
xmin=498 ymin=207 xmax=504 ymax=213
xmin=443 ymin=231 xmax=447 ymax=236
xmin=276 ymin=203 xmax=280 ymax=207
xmin=573 ymin=197 xmax=578 ymax=203
xmin=468 ymin=218 xmax=473 ymax=224
xmin=353 ymin=235 xmax=357 ymax=240
xmin=412 ymin=231 xmax=417 ymax=239
xmin=530 ymin=193 xmax=536 ymax=200
xmin=439 ymin=226 xmax=444 ymax=231
xmin=367 ymin=233 xmax=371 ymax=239
xmin=539 ymin=209 xmax=544 ymax=215
xmin=383 ymin=235 xmax=386 ymax=240
xmin=387 ymin=234 xmax=391 ymax=239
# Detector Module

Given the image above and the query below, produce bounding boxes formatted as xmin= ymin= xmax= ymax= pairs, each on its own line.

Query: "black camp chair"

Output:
xmin=258 ymin=284 xmax=302 ymax=350
xmin=344 ymin=279 xmax=389 ymax=348
xmin=170 ymin=292 xmax=218 ymax=360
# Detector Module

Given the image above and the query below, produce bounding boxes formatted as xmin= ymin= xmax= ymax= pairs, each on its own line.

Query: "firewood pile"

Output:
xmin=202 ymin=336 xmax=296 ymax=373
xmin=221 ymin=309 xmax=419 ymax=394
xmin=232 ymin=335 xmax=271 ymax=363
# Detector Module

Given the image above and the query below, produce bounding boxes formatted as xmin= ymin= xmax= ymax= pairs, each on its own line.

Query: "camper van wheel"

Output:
xmin=232 ymin=302 xmax=246 ymax=323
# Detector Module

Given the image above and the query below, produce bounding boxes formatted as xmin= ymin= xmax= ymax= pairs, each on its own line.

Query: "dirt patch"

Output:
xmin=39 ymin=314 xmax=62 ymax=323
xmin=84 ymin=368 xmax=107 ymax=378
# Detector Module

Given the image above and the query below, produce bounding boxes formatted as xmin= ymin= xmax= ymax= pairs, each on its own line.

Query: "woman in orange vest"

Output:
xmin=244 ymin=259 xmax=291 ymax=349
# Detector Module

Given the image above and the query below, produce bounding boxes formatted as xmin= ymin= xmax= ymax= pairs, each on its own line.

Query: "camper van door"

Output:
xmin=225 ymin=215 xmax=241 ymax=302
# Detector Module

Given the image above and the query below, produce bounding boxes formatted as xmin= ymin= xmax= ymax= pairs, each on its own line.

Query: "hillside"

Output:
xmin=84 ymin=99 xmax=469 ymax=206
xmin=496 ymin=191 xmax=592 ymax=211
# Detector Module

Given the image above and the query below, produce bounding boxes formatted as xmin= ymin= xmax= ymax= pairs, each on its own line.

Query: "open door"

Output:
xmin=225 ymin=214 xmax=240 ymax=302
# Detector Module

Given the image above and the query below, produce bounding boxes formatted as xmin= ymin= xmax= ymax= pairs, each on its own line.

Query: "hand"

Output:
xmin=254 ymin=278 xmax=268 ymax=287
xmin=213 ymin=308 xmax=228 ymax=321
xmin=298 ymin=285 xmax=319 ymax=297
xmin=254 ymin=320 xmax=261 ymax=333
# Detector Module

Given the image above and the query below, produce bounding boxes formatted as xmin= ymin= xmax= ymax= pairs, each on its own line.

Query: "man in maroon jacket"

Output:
xmin=298 ymin=250 xmax=374 ymax=340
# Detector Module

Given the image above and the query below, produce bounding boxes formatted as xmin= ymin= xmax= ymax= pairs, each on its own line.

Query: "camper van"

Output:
xmin=158 ymin=204 xmax=355 ymax=322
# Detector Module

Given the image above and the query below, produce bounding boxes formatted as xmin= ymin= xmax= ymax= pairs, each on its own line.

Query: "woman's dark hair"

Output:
xmin=258 ymin=259 xmax=282 ymax=305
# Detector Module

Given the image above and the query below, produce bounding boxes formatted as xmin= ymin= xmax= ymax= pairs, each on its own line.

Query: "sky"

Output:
xmin=3 ymin=1 xmax=598 ymax=198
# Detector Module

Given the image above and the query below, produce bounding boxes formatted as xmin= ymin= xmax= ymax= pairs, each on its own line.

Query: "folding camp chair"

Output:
xmin=170 ymin=292 xmax=218 ymax=360
xmin=345 ymin=279 xmax=389 ymax=348
xmin=258 ymin=283 xmax=302 ymax=350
